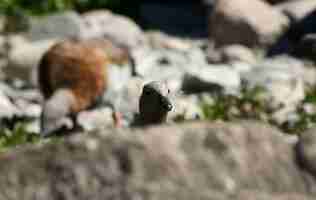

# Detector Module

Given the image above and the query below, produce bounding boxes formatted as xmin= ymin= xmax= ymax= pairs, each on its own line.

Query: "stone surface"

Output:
xmin=0 ymin=121 xmax=314 ymax=199
xmin=296 ymin=127 xmax=316 ymax=180
xmin=6 ymin=36 xmax=58 ymax=86
xmin=182 ymin=65 xmax=241 ymax=94
xmin=77 ymin=107 xmax=115 ymax=131
xmin=276 ymin=0 xmax=316 ymax=22
xmin=242 ymin=56 xmax=306 ymax=123
xmin=80 ymin=10 xmax=146 ymax=49
xmin=207 ymin=45 xmax=257 ymax=64
xmin=146 ymin=31 xmax=192 ymax=51
xmin=209 ymin=0 xmax=289 ymax=48
xmin=26 ymin=11 xmax=83 ymax=41
xmin=0 ymin=90 xmax=19 ymax=119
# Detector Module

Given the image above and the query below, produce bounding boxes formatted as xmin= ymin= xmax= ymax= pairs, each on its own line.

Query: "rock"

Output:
xmin=209 ymin=0 xmax=289 ymax=48
xmin=296 ymin=127 xmax=316 ymax=179
xmin=207 ymin=45 xmax=257 ymax=64
xmin=103 ymin=77 xmax=145 ymax=126
xmin=146 ymin=31 xmax=192 ymax=51
xmin=0 ymin=121 xmax=314 ymax=199
xmin=182 ymin=65 xmax=241 ymax=94
xmin=276 ymin=0 xmax=316 ymax=22
xmin=77 ymin=107 xmax=115 ymax=131
xmin=168 ymin=94 xmax=203 ymax=121
xmin=220 ymin=45 xmax=257 ymax=64
xmin=80 ymin=10 xmax=146 ymax=49
xmin=0 ymin=90 xmax=19 ymax=119
xmin=14 ymin=99 xmax=41 ymax=118
xmin=5 ymin=36 xmax=57 ymax=85
xmin=242 ymin=56 xmax=306 ymax=123
xmin=26 ymin=11 xmax=83 ymax=41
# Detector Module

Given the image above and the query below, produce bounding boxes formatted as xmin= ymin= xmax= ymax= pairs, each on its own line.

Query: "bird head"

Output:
xmin=139 ymin=81 xmax=173 ymax=125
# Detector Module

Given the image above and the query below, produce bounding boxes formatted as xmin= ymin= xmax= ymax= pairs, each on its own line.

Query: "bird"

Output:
xmin=38 ymin=38 xmax=129 ymax=137
xmin=132 ymin=81 xmax=173 ymax=126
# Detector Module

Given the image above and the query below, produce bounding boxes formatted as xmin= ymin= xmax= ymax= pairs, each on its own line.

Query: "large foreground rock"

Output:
xmin=0 ymin=121 xmax=315 ymax=199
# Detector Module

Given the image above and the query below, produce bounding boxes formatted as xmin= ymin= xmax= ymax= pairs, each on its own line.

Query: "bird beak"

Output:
xmin=160 ymin=96 xmax=173 ymax=111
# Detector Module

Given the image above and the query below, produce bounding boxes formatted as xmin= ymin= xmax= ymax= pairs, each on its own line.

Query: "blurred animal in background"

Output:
xmin=38 ymin=38 xmax=132 ymax=137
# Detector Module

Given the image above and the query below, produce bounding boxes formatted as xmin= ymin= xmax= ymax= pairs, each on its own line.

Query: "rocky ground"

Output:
xmin=1 ymin=0 xmax=316 ymax=199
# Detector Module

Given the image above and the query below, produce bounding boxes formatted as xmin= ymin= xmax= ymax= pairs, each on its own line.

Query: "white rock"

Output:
xmin=77 ymin=107 xmax=114 ymax=131
xmin=80 ymin=10 xmax=145 ymax=49
xmin=0 ymin=90 xmax=19 ymax=118
xmin=6 ymin=36 xmax=57 ymax=85
xmin=27 ymin=11 xmax=83 ymax=41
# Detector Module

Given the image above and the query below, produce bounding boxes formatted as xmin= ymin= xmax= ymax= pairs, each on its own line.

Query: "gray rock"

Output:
xmin=14 ymin=99 xmax=41 ymax=118
xmin=168 ymin=94 xmax=203 ymax=121
xmin=80 ymin=10 xmax=145 ymax=49
xmin=220 ymin=45 xmax=257 ymax=64
xmin=146 ymin=31 xmax=192 ymax=51
xmin=0 ymin=121 xmax=314 ymax=199
xmin=207 ymin=44 xmax=257 ymax=64
xmin=77 ymin=107 xmax=115 ymax=131
xmin=296 ymin=126 xmax=316 ymax=180
xmin=243 ymin=56 xmax=305 ymax=103
xmin=26 ymin=11 xmax=83 ymax=41
xmin=209 ymin=0 xmax=289 ymax=48
xmin=182 ymin=65 xmax=241 ymax=94
xmin=103 ymin=77 xmax=145 ymax=126
xmin=242 ymin=56 xmax=306 ymax=123
xmin=6 ymin=36 xmax=57 ymax=85
xmin=0 ymin=90 xmax=19 ymax=119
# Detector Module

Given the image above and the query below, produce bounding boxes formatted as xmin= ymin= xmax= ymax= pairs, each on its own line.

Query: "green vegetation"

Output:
xmin=201 ymin=85 xmax=316 ymax=134
xmin=202 ymin=86 xmax=272 ymax=122
xmin=0 ymin=118 xmax=39 ymax=152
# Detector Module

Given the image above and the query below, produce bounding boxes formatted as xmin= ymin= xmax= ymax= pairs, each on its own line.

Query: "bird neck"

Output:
xmin=44 ymin=89 xmax=76 ymax=117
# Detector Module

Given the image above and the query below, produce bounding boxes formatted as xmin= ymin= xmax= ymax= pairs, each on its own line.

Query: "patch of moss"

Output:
xmin=201 ymin=86 xmax=271 ymax=122
xmin=0 ymin=121 xmax=39 ymax=151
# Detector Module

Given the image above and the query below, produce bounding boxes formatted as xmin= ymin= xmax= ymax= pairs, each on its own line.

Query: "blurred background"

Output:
xmin=0 ymin=1 xmax=316 ymax=199
xmin=0 ymin=0 xmax=316 ymax=147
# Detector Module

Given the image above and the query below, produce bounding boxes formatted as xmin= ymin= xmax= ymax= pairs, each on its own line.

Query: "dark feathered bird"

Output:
xmin=132 ymin=81 xmax=173 ymax=126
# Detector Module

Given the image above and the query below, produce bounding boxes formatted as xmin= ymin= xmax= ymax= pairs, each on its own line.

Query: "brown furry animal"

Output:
xmin=38 ymin=38 xmax=128 ymax=136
